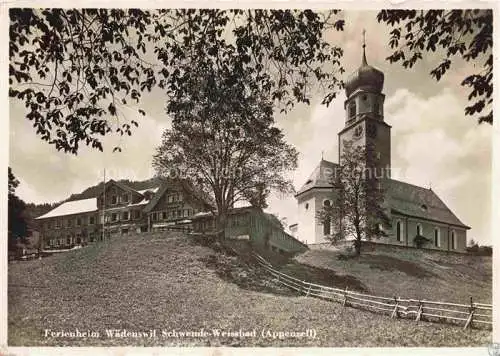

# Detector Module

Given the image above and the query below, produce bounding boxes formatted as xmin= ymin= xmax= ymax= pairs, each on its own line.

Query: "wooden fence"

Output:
xmin=252 ymin=253 xmax=492 ymax=329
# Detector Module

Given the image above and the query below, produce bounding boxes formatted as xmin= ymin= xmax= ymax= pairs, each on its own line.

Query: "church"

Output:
xmin=290 ymin=40 xmax=469 ymax=253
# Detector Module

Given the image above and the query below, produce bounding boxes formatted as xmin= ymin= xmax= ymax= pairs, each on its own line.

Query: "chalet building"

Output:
xmin=143 ymin=180 xmax=211 ymax=232
xmin=97 ymin=180 xmax=159 ymax=236
xmin=35 ymin=198 xmax=101 ymax=248
xmin=293 ymin=41 xmax=469 ymax=253
xmin=36 ymin=178 xmax=209 ymax=249
xmin=191 ymin=206 xmax=308 ymax=254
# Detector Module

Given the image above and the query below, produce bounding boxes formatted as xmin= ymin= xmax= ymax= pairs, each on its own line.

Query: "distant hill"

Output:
xmin=25 ymin=202 xmax=60 ymax=223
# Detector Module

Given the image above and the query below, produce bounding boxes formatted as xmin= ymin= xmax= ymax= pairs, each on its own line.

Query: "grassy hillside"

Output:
xmin=288 ymin=242 xmax=491 ymax=305
xmin=8 ymin=232 xmax=491 ymax=347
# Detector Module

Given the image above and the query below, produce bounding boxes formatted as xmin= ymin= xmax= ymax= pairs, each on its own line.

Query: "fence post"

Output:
xmin=342 ymin=286 xmax=348 ymax=307
xmin=415 ymin=300 xmax=423 ymax=322
xmin=391 ymin=296 xmax=400 ymax=319
xmin=464 ymin=296 xmax=475 ymax=330
xmin=305 ymin=282 xmax=311 ymax=297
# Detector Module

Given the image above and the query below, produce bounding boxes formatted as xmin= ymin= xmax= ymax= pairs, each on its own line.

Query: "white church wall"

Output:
xmin=296 ymin=193 xmax=316 ymax=245
xmin=314 ymin=191 xmax=337 ymax=244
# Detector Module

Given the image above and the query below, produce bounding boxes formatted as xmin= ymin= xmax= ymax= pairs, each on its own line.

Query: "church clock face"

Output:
xmin=367 ymin=123 xmax=377 ymax=138
xmin=353 ymin=124 xmax=364 ymax=139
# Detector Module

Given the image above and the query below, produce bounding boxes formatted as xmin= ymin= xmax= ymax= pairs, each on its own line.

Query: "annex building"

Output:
xmin=290 ymin=43 xmax=469 ymax=253
xmin=36 ymin=178 xmax=308 ymax=254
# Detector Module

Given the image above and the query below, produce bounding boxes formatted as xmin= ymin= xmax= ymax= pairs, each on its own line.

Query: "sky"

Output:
xmin=8 ymin=10 xmax=493 ymax=245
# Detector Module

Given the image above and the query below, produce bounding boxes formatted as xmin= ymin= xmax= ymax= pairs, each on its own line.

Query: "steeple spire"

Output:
xmin=362 ymin=28 xmax=367 ymax=65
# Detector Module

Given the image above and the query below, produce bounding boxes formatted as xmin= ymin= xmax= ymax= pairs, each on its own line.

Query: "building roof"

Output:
xmin=143 ymin=183 xmax=169 ymax=213
xmin=385 ymin=179 xmax=469 ymax=229
xmin=296 ymin=159 xmax=339 ymax=196
xmin=137 ymin=187 xmax=160 ymax=195
xmin=35 ymin=198 xmax=98 ymax=219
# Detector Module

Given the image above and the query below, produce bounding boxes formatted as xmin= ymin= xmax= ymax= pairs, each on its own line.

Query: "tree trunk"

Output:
xmin=215 ymin=211 xmax=227 ymax=242
xmin=354 ymin=238 xmax=361 ymax=255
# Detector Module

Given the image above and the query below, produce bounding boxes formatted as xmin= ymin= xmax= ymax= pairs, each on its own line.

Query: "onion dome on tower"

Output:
xmin=344 ymin=30 xmax=385 ymax=97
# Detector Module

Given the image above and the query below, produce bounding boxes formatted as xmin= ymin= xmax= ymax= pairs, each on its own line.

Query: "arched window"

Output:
xmin=348 ymin=101 xmax=356 ymax=120
xmin=373 ymin=99 xmax=380 ymax=115
xmin=416 ymin=223 xmax=422 ymax=236
xmin=396 ymin=220 xmax=403 ymax=242
xmin=323 ymin=217 xmax=331 ymax=236
xmin=451 ymin=230 xmax=456 ymax=250
xmin=434 ymin=228 xmax=441 ymax=247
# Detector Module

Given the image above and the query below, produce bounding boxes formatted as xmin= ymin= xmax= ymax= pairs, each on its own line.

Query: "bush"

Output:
xmin=413 ymin=234 xmax=431 ymax=249
xmin=467 ymin=244 xmax=492 ymax=256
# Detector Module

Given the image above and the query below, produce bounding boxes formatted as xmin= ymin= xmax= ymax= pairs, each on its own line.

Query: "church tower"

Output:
xmin=338 ymin=32 xmax=391 ymax=178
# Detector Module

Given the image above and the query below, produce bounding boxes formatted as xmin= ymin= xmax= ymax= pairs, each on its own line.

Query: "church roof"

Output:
xmin=297 ymin=159 xmax=469 ymax=228
xmin=296 ymin=159 xmax=339 ymax=196
xmin=385 ymin=179 xmax=469 ymax=229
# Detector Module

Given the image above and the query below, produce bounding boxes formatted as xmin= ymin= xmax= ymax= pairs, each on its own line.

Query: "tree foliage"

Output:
xmin=152 ymin=56 xmax=298 ymax=239
xmin=377 ymin=9 xmax=493 ymax=124
xmin=318 ymin=141 xmax=390 ymax=255
xmin=8 ymin=168 xmax=29 ymax=249
xmin=10 ymin=8 xmax=345 ymax=154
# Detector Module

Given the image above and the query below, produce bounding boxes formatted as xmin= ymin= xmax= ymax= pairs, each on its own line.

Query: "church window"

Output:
xmin=348 ymin=101 xmax=356 ymax=119
xmin=362 ymin=95 xmax=367 ymax=101
xmin=451 ymin=230 xmax=456 ymax=249
xmin=421 ymin=204 xmax=428 ymax=211
xmin=396 ymin=220 xmax=403 ymax=242
xmin=434 ymin=228 xmax=440 ymax=247
xmin=374 ymin=99 xmax=380 ymax=115
xmin=323 ymin=217 xmax=331 ymax=236
xmin=323 ymin=199 xmax=332 ymax=208
xmin=305 ymin=203 xmax=309 ymax=210
xmin=416 ymin=223 xmax=422 ymax=236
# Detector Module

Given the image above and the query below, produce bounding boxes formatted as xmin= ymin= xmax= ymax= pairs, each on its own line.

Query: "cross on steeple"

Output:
xmin=362 ymin=28 xmax=368 ymax=65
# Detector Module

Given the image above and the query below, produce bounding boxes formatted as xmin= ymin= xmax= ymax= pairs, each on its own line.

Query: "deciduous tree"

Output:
xmin=377 ymin=9 xmax=493 ymax=124
xmin=153 ymin=57 xmax=298 ymax=240
xmin=318 ymin=141 xmax=390 ymax=255
xmin=10 ymin=8 xmax=345 ymax=154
